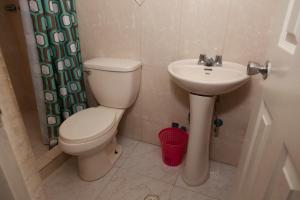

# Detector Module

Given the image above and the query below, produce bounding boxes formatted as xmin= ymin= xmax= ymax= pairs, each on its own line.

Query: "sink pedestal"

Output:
xmin=182 ymin=93 xmax=216 ymax=186
xmin=168 ymin=59 xmax=249 ymax=185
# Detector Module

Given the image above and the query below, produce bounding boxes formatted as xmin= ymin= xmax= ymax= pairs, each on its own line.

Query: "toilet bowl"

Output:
xmin=58 ymin=58 xmax=142 ymax=181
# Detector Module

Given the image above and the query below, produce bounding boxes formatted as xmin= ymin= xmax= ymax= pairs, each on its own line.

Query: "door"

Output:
xmin=232 ymin=0 xmax=300 ymax=200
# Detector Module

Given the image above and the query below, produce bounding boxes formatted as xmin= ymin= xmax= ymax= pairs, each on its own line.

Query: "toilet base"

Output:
xmin=77 ymin=137 xmax=122 ymax=181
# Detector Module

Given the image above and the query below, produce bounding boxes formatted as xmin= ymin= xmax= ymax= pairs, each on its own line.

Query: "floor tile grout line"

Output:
xmin=42 ymin=156 xmax=73 ymax=183
xmin=172 ymin=166 xmax=182 ymax=186
xmin=167 ymin=184 xmax=176 ymax=200
xmin=117 ymin=137 xmax=139 ymax=152
xmin=117 ymin=137 xmax=183 ymax=186
xmin=116 ymin=141 xmax=138 ymax=167
xmin=116 ymin=143 xmax=179 ymax=185
xmin=174 ymin=184 xmax=220 ymax=200
xmin=117 ymin=155 xmax=182 ymax=185
xmin=44 ymin=137 xmax=233 ymax=200
xmin=115 ymin=159 xmax=226 ymax=200
xmin=122 ymin=145 xmax=163 ymax=161
xmin=109 ymin=165 xmax=175 ymax=198
xmin=119 ymin=140 xmax=140 ymax=159
xmin=116 ymin=164 xmax=180 ymax=186
xmin=93 ymin=167 xmax=122 ymax=200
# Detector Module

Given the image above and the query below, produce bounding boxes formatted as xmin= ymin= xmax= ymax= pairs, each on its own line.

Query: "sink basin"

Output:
xmin=168 ymin=59 xmax=249 ymax=96
xmin=167 ymin=59 xmax=250 ymax=186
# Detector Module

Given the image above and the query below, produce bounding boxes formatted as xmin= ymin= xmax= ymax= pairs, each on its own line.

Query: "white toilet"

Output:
xmin=59 ymin=58 xmax=142 ymax=181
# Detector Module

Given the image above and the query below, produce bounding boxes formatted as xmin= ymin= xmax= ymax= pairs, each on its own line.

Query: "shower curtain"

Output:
xmin=28 ymin=0 xmax=87 ymax=148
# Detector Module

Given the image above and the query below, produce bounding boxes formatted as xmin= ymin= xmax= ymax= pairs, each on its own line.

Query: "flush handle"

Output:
xmin=4 ymin=4 xmax=17 ymax=12
xmin=247 ymin=61 xmax=271 ymax=80
xmin=83 ymin=69 xmax=91 ymax=76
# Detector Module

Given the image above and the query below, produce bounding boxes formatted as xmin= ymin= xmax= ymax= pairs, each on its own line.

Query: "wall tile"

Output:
xmin=140 ymin=65 xmax=189 ymax=125
xmin=140 ymin=0 xmax=182 ymax=67
xmin=216 ymin=77 xmax=263 ymax=142
xmin=77 ymin=0 xmax=141 ymax=60
xmin=141 ymin=119 xmax=169 ymax=145
xmin=210 ymin=137 xmax=243 ymax=166
xmin=119 ymin=112 xmax=143 ymax=141
xmin=141 ymin=66 xmax=172 ymax=95
xmin=223 ymin=0 xmax=275 ymax=64
xmin=140 ymin=87 xmax=188 ymax=124
xmin=119 ymin=90 xmax=143 ymax=140
xmin=179 ymin=0 xmax=231 ymax=58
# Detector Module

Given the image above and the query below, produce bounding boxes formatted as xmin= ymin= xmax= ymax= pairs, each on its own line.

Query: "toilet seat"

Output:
xmin=59 ymin=107 xmax=116 ymax=144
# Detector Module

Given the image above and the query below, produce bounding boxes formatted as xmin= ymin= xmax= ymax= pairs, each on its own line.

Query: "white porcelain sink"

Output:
xmin=167 ymin=59 xmax=250 ymax=186
xmin=168 ymin=59 xmax=249 ymax=96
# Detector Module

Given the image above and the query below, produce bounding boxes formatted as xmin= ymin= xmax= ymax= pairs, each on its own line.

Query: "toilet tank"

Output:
xmin=84 ymin=58 xmax=142 ymax=109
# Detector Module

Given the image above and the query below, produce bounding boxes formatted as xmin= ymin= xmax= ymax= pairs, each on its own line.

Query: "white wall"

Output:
xmin=77 ymin=0 xmax=276 ymax=165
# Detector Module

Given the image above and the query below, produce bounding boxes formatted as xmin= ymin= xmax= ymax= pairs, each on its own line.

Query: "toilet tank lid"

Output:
xmin=84 ymin=58 xmax=142 ymax=72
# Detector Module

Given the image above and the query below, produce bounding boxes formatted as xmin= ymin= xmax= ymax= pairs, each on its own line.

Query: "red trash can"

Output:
xmin=159 ymin=128 xmax=188 ymax=166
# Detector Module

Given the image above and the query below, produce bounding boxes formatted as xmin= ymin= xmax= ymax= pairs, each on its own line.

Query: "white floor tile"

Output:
xmin=169 ymin=186 xmax=217 ymax=200
xmin=44 ymin=157 xmax=117 ymax=200
xmin=43 ymin=137 xmax=236 ymax=200
xmin=121 ymin=142 xmax=181 ymax=184
xmin=175 ymin=161 xmax=236 ymax=200
xmin=96 ymin=168 xmax=173 ymax=200
xmin=115 ymin=136 xmax=139 ymax=167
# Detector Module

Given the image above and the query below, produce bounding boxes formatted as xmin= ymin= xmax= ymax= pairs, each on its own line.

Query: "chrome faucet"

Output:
xmin=198 ymin=54 xmax=222 ymax=66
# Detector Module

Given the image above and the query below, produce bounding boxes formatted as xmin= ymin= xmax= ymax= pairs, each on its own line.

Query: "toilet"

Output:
xmin=58 ymin=58 xmax=142 ymax=181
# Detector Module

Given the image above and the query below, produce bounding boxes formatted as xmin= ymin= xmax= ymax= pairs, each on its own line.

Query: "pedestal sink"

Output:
xmin=168 ymin=59 xmax=249 ymax=186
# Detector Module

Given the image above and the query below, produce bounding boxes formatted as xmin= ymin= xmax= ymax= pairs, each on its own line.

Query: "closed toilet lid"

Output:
xmin=59 ymin=107 xmax=116 ymax=143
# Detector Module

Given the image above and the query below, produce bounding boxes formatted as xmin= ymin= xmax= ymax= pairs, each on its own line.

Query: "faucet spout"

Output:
xmin=205 ymin=57 xmax=215 ymax=66
xmin=198 ymin=54 xmax=222 ymax=67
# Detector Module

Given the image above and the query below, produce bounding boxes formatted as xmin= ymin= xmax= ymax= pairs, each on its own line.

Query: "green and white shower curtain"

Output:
xmin=28 ymin=0 xmax=87 ymax=148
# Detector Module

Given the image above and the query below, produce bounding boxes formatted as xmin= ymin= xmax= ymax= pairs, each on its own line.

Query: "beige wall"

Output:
xmin=77 ymin=0 xmax=273 ymax=165
xmin=0 ymin=0 xmax=37 ymax=113
xmin=0 ymin=48 xmax=45 ymax=199
xmin=0 ymin=165 xmax=14 ymax=200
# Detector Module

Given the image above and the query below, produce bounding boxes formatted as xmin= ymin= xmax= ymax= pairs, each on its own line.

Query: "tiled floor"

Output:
xmin=43 ymin=136 xmax=236 ymax=200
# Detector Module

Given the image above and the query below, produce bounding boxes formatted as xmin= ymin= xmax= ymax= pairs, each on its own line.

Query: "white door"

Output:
xmin=232 ymin=0 xmax=300 ymax=200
